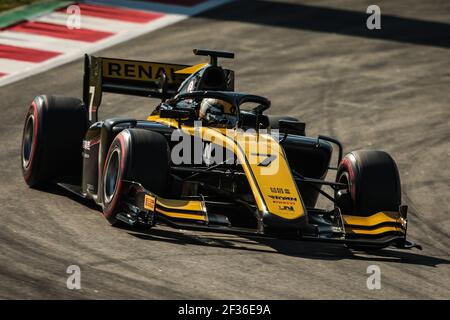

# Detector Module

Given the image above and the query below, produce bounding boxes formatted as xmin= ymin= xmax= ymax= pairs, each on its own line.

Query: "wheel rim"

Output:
xmin=338 ymin=172 xmax=349 ymax=189
xmin=22 ymin=114 xmax=34 ymax=169
xmin=337 ymin=171 xmax=353 ymax=213
xmin=104 ymin=148 xmax=121 ymax=203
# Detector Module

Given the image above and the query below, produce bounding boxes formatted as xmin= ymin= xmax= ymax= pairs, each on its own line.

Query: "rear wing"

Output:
xmin=83 ymin=54 xmax=194 ymax=122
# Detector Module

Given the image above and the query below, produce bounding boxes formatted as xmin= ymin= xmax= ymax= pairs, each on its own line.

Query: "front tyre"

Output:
xmin=336 ymin=150 xmax=402 ymax=251
xmin=101 ymin=129 xmax=170 ymax=225
xmin=336 ymin=150 xmax=401 ymax=216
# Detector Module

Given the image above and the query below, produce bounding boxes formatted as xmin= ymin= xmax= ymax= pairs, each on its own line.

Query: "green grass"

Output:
xmin=0 ymin=0 xmax=42 ymax=13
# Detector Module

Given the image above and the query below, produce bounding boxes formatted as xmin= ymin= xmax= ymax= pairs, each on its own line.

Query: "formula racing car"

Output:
xmin=21 ymin=49 xmax=421 ymax=250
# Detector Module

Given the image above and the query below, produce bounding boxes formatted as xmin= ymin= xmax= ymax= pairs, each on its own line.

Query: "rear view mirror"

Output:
xmin=278 ymin=120 xmax=306 ymax=136
xmin=252 ymin=104 xmax=270 ymax=114
xmin=159 ymin=109 xmax=191 ymax=120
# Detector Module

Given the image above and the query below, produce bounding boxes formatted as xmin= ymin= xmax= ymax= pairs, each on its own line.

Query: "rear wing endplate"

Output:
xmin=83 ymin=54 xmax=192 ymax=123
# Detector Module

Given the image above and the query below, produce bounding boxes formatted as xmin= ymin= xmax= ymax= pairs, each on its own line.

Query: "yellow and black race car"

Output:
xmin=21 ymin=49 xmax=420 ymax=250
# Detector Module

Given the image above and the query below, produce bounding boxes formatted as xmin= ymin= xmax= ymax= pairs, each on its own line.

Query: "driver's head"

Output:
xmin=199 ymin=98 xmax=237 ymax=127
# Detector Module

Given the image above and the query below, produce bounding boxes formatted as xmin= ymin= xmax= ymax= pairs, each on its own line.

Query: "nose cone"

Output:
xmin=262 ymin=210 xmax=308 ymax=231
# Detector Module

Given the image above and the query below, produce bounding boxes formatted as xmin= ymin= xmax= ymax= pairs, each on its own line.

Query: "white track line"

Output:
xmin=37 ymin=11 xmax=141 ymax=33
xmin=0 ymin=31 xmax=89 ymax=52
xmin=0 ymin=0 xmax=232 ymax=87
xmin=0 ymin=14 xmax=184 ymax=86
xmin=0 ymin=58 xmax=36 ymax=75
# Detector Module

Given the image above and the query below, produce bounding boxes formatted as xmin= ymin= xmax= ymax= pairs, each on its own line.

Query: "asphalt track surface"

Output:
xmin=1 ymin=0 xmax=449 ymax=299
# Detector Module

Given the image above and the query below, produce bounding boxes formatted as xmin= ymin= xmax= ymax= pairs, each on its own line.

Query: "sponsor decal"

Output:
xmin=144 ymin=194 xmax=156 ymax=211
xmin=278 ymin=205 xmax=294 ymax=211
xmin=269 ymin=187 xmax=291 ymax=195
xmin=102 ymin=59 xmax=187 ymax=83
xmin=268 ymin=194 xmax=297 ymax=211
xmin=268 ymin=195 xmax=297 ymax=202
xmin=82 ymin=137 xmax=101 ymax=150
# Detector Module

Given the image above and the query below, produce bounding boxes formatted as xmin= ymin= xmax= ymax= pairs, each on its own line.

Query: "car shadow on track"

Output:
xmin=40 ymin=184 xmax=102 ymax=211
xmin=126 ymin=225 xmax=450 ymax=268
xmin=255 ymin=237 xmax=450 ymax=267
xmin=198 ymin=0 xmax=450 ymax=49
xmin=43 ymin=185 xmax=449 ymax=268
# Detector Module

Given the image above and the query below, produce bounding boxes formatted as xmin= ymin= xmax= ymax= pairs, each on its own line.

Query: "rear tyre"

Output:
xmin=336 ymin=150 xmax=401 ymax=216
xmin=21 ymin=95 xmax=87 ymax=187
xmin=101 ymin=129 xmax=170 ymax=225
xmin=267 ymin=115 xmax=299 ymax=129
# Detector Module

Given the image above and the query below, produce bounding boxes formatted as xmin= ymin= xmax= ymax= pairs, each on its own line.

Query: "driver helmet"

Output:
xmin=199 ymin=98 xmax=237 ymax=126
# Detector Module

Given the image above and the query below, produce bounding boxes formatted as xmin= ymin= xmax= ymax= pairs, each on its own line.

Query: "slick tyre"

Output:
xmin=21 ymin=95 xmax=87 ymax=187
xmin=336 ymin=150 xmax=401 ymax=217
xmin=102 ymin=129 xmax=170 ymax=225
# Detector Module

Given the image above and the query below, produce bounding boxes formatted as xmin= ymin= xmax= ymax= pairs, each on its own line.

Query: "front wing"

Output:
xmin=120 ymin=181 xmax=420 ymax=250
